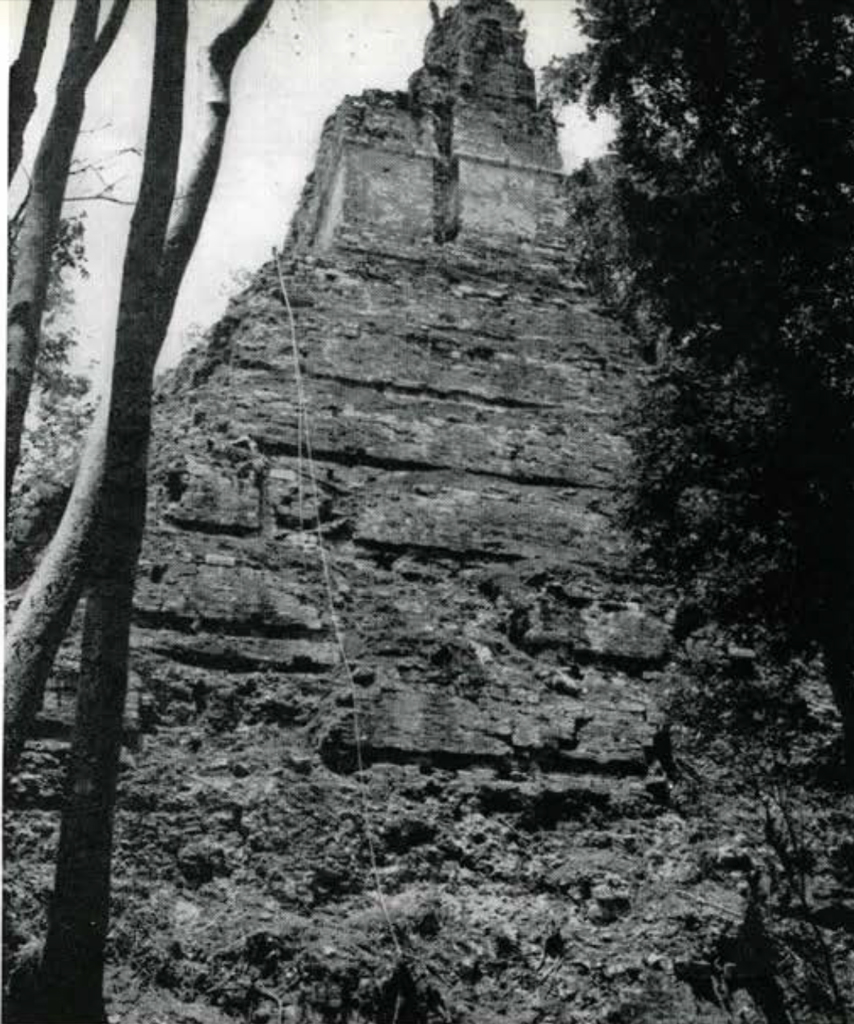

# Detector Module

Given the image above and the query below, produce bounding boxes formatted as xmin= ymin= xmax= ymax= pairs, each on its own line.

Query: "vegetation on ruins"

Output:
xmin=548 ymin=0 xmax=854 ymax=770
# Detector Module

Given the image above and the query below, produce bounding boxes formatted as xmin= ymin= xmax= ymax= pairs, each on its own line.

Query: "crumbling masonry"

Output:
xmin=141 ymin=0 xmax=670 ymax=783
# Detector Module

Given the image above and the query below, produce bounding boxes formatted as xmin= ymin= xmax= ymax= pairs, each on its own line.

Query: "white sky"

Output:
xmin=6 ymin=0 xmax=614 ymax=378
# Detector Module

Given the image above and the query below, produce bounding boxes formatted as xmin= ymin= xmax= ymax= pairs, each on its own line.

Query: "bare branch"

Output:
xmin=69 ymin=148 xmax=141 ymax=179
xmin=79 ymin=119 xmax=114 ymax=135
xmin=63 ymin=194 xmax=136 ymax=206
xmin=66 ymin=161 xmax=134 ymax=203
xmin=90 ymin=164 xmax=115 ymax=189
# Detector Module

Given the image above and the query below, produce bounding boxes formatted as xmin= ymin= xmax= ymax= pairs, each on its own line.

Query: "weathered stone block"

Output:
xmin=160 ymin=458 xmax=260 ymax=535
xmin=134 ymin=562 xmax=323 ymax=636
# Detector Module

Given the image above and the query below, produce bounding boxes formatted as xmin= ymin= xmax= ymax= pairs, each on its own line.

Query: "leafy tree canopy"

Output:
xmin=548 ymin=1 xmax=854 ymax=751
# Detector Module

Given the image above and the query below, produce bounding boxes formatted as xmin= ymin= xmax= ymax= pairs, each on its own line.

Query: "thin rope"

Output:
xmin=295 ymin=357 xmax=306 ymax=562
xmin=273 ymin=248 xmax=403 ymax=959
xmin=271 ymin=250 xmax=307 ymax=560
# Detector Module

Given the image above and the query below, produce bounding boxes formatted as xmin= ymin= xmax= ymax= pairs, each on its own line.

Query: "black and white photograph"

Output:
xmin=4 ymin=1 xmax=854 ymax=1021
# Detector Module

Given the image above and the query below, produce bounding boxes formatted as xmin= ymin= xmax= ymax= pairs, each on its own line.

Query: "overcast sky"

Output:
xmin=7 ymin=0 xmax=614 ymax=378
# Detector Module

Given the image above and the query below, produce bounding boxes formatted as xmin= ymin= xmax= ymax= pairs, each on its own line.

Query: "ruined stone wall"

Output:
xmin=287 ymin=94 xmax=433 ymax=251
xmin=287 ymin=107 xmax=567 ymax=253
xmin=288 ymin=0 xmax=564 ymax=253
xmin=455 ymin=155 xmax=568 ymax=246
xmin=126 ymin=2 xmax=679 ymax=918
xmin=141 ymin=234 xmax=668 ymax=780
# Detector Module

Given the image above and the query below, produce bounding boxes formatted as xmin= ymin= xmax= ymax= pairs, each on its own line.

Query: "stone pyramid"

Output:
xmin=14 ymin=4 xmax=745 ymax=1021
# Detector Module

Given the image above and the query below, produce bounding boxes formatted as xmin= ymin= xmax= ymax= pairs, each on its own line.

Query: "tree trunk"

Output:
xmin=9 ymin=0 xmax=55 ymax=185
xmin=6 ymin=0 xmax=129 ymax=500
xmin=36 ymin=4 xmax=187 ymax=1018
xmin=35 ymin=380 xmax=155 ymax=1024
xmin=159 ymin=0 xmax=275 ymax=292
xmin=3 ymin=399 xmax=107 ymax=781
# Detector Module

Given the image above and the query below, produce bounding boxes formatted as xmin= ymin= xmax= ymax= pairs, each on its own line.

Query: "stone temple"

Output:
xmin=10 ymin=2 xmax=755 ymax=1021
xmin=142 ymin=0 xmax=669 ymax=783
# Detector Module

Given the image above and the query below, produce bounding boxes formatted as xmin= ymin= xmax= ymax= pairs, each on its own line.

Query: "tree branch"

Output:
xmin=209 ymin=0 xmax=274 ymax=83
xmin=86 ymin=0 xmax=132 ymax=78
xmin=158 ymin=0 xmax=273 ymax=310
xmin=9 ymin=0 xmax=55 ymax=184
xmin=79 ymin=118 xmax=113 ymax=134
xmin=6 ymin=0 xmax=101 ymax=498
xmin=4 ymin=395 xmax=108 ymax=782
xmin=63 ymin=193 xmax=135 ymax=206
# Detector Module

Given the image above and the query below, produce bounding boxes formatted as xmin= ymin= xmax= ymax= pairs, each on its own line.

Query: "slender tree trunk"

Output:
xmin=3 ymin=398 xmax=107 ymax=781
xmin=6 ymin=0 xmax=129 ymax=501
xmin=160 ymin=0 xmax=275 ymax=289
xmin=36 ymin=2 xmax=272 ymax=1017
xmin=36 ymin=3 xmax=187 ymax=1017
xmin=35 ymin=378 xmax=155 ymax=1024
xmin=3 ymin=0 xmax=132 ymax=781
xmin=9 ymin=0 xmax=55 ymax=185
xmin=8 ymin=0 xmax=98 ymax=501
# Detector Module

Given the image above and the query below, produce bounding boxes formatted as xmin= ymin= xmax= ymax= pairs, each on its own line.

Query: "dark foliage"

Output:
xmin=549 ymin=1 xmax=854 ymax=757
xmin=562 ymin=156 xmax=661 ymax=360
